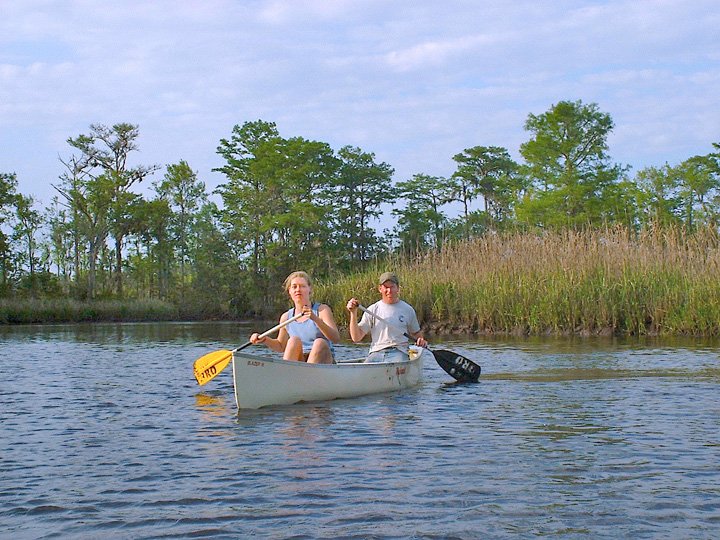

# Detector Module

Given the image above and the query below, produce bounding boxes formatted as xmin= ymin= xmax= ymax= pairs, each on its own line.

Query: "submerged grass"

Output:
xmin=317 ymin=227 xmax=720 ymax=337
xmin=0 ymin=298 xmax=179 ymax=324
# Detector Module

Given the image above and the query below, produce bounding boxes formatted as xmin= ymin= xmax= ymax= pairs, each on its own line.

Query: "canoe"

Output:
xmin=231 ymin=347 xmax=427 ymax=409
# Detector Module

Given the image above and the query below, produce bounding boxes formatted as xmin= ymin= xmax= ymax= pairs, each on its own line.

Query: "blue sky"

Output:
xmin=2 ymin=0 xmax=719 ymax=211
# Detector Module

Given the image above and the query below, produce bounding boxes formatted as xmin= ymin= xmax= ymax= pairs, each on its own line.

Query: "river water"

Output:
xmin=1 ymin=322 xmax=719 ymax=539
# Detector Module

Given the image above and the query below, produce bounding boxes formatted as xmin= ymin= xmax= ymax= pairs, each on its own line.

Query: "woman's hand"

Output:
xmin=415 ymin=336 xmax=428 ymax=348
xmin=250 ymin=332 xmax=266 ymax=345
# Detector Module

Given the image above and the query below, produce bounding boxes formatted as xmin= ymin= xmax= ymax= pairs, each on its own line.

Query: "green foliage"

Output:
xmin=16 ymin=271 xmax=63 ymax=298
xmin=3 ymin=111 xmax=720 ymax=331
xmin=0 ymin=172 xmax=18 ymax=295
xmin=517 ymin=100 xmax=631 ymax=229
xmin=12 ymin=193 xmax=43 ymax=281
xmin=215 ymin=121 xmax=395 ymax=314
xmin=154 ymin=160 xmax=208 ymax=301
xmin=335 ymin=145 xmax=393 ymax=264
xmin=54 ymin=123 xmax=159 ymax=299
xmin=451 ymin=146 xmax=522 ymax=228
xmin=634 ymin=164 xmax=684 ymax=227
xmin=0 ymin=298 xmax=178 ymax=324
xmin=393 ymin=174 xmax=448 ymax=253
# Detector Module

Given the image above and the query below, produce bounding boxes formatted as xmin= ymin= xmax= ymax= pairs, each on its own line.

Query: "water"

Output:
xmin=1 ymin=323 xmax=719 ymax=539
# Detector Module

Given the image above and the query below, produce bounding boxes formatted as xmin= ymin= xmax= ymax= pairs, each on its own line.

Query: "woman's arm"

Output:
xmin=310 ymin=304 xmax=341 ymax=343
xmin=250 ymin=312 xmax=290 ymax=352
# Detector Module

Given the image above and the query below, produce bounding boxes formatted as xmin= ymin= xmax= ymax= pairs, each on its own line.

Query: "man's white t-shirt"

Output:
xmin=358 ymin=300 xmax=421 ymax=353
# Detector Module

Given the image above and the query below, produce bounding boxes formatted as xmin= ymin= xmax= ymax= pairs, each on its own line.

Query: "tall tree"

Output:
xmin=130 ymin=197 xmax=173 ymax=299
xmin=451 ymin=146 xmax=520 ymax=228
xmin=46 ymin=198 xmax=69 ymax=279
xmin=517 ymin=100 xmax=627 ymax=228
xmin=336 ymin=145 xmax=393 ymax=264
xmin=188 ymin=202 xmax=237 ymax=317
xmin=216 ymin=122 xmax=341 ymax=311
xmin=0 ymin=173 xmax=18 ymax=295
xmin=256 ymin=135 xmax=340 ymax=280
xmin=12 ymin=194 xmax=43 ymax=278
xmin=53 ymin=166 xmax=112 ymax=299
xmin=393 ymin=174 xmax=449 ymax=254
xmin=155 ymin=160 xmax=207 ymax=300
xmin=58 ymin=123 xmax=159 ymax=298
xmin=215 ymin=120 xmax=280 ymax=281
xmin=634 ymin=164 xmax=684 ymax=228
xmin=676 ymin=150 xmax=720 ymax=229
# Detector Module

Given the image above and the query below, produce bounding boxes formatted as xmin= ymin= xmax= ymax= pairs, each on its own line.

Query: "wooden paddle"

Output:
xmin=357 ymin=304 xmax=481 ymax=383
xmin=193 ymin=312 xmax=304 ymax=385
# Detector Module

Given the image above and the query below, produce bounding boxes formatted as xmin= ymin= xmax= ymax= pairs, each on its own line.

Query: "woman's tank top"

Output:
xmin=286 ymin=303 xmax=335 ymax=354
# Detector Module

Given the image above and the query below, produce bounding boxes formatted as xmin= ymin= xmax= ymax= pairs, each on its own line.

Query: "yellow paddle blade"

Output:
xmin=193 ymin=349 xmax=233 ymax=386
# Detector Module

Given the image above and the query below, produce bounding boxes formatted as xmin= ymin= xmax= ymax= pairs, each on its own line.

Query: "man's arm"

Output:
xmin=346 ymin=297 xmax=368 ymax=343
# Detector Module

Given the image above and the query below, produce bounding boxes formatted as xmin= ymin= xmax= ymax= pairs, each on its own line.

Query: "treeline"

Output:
xmin=1 ymin=99 xmax=718 ymax=319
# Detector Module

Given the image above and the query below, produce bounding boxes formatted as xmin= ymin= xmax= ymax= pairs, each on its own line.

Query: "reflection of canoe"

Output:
xmin=231 ymin=348 xmax=426 ymax=409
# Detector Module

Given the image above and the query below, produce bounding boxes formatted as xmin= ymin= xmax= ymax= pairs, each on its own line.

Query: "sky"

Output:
xmin=2 ymin=0 xmax=719 ymax=213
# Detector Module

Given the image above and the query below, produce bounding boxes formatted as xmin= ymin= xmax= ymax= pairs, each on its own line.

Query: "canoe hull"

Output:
xmin=231 ymin=350 xmax=425 ymax=409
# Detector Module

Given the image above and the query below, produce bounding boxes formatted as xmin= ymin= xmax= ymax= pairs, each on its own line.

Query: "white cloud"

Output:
xmin=383 ymin=34 xmax=500 ymax=71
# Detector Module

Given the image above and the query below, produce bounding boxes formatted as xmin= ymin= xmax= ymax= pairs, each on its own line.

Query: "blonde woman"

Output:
xmin=250 ymin=271 xmax=340 ymax=364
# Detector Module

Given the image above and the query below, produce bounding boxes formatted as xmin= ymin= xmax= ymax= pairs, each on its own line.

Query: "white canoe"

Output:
xmin=231 ymin=347 xmax=426 ymax=409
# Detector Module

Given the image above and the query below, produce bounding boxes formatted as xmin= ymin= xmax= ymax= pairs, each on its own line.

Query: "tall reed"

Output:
xmin=316 ymin=227 xmax=720 ymax=336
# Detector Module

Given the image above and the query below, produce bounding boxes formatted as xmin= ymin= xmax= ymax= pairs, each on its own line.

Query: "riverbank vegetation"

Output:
xmin=0 ymin=298 xmax=177 ymax=324
xmin=1 ymin=100 xmax=719 ymax=334
xmin=317 ymin=226 xmax=720 ymax=336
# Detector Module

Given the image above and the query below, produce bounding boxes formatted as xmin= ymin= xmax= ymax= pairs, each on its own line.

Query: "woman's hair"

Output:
xmin=283 ymin=271 xmax=312 ymax=291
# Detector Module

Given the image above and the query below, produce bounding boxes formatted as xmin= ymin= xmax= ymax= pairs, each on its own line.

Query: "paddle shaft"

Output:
xmin=234 ymin=311 xmax=305 ymax=353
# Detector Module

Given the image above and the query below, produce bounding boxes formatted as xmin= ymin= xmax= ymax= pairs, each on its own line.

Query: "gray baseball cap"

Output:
xmin=378 ymin=272 xmax=399 ymax=285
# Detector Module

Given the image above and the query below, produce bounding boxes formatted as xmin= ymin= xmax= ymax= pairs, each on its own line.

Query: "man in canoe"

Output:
xmin=346 ymin=271 xmax=428 ymax=362
xmin=250 ymin=271 xmax=340 ymax=363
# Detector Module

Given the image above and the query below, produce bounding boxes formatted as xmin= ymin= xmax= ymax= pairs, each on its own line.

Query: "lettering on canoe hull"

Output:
xmin=247 ymin=360 xmax=265 ymax=367
xmin=396 ymin=366 xmax=406 ymax=376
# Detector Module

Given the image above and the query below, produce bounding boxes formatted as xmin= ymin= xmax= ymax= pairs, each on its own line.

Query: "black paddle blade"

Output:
xmin=432 ymin=349 xmax=481 ymax=383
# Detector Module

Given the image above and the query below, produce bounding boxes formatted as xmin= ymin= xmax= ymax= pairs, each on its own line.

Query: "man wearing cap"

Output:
xmin=346 ymin=272 xmax=428 ymax=363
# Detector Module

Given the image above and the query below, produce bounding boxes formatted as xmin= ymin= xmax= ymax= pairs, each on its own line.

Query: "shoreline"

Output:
xmin=1 ymin=315 xmax=711 ymax=339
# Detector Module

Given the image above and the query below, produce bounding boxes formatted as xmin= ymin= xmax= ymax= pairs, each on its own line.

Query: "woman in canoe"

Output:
xmin=346 ymin=271 xmax=427 ymax=363
xmin=250 ymin=271 xmax=340 ymax=364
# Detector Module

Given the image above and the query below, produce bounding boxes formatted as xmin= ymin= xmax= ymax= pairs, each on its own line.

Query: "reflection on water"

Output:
xmin=195 ymin=392 xmax=225 ymax=409
xmin=0 ymin=322 xmax=718 ymax=538
xmin=482 ymin=366 xmax=720 ymax=382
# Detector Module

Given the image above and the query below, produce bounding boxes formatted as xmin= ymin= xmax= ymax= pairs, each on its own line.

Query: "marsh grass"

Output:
xmin=0 ymin=298 xmax=179 ymax=324
xmin=317 ymin=227 xmax=720 ymax=336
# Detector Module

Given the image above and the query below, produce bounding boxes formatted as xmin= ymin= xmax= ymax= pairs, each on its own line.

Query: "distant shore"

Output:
xmin=5 ymin=228 xmax=720 ymax=337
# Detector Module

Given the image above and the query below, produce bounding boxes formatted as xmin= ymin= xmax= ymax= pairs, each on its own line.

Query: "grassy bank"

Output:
xmin=316 ymin=227 xmax=720 ymax=337
xmin=0 ymin=298 xmax=179 ymax=324
xmin=5 ymin=228 xmax=719 ymax=336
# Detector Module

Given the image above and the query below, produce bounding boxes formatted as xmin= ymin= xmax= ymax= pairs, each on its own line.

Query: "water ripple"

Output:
xmin=1 ymin=324 xmax=719 ymax=538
